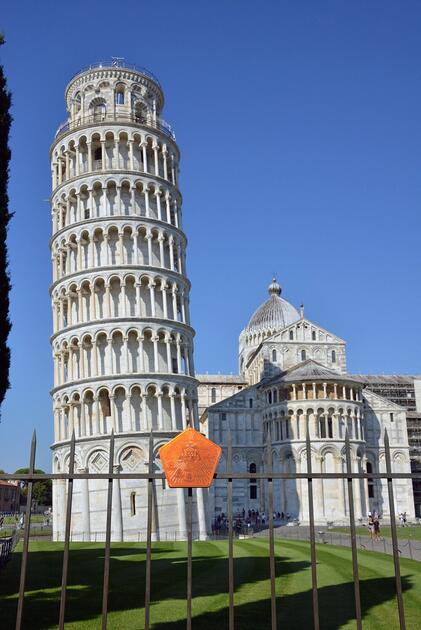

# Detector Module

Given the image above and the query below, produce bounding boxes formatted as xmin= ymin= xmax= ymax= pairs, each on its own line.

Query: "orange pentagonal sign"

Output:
xmin=159 ymin=427 xmax=222 ymax=488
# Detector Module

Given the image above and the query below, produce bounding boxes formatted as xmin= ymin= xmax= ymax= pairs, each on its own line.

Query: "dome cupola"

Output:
xmin=245 ymin=277 xmax=300 ymax=335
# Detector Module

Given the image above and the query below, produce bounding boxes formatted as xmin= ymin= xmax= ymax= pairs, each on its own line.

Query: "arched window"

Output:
xmin=74 ymin=92 xmax=81 ymax=114
xmin=211 ymin=387 xmax=216 ymax=403
xmin=130 ymin=492 xmax=136 ymax=516
xmin=272 ymin=349 xmax=277 ymax=362
xmin=301 ymin=349 xmax=306 ymax=361
xmin=115 ymin=85 xmax=125 ymax=105
xmin=268 ymin=391 xmax=272 ymax=404
xmin=134 ymin=101 xmax=148 ymax=123
xmin=93 ymin=102 xmax=106 ymax=120
xmin=289 ymin=330 xmax=294 ymax=340
xmin=312 ymin=330 xmax=316 ymax=341
xmin=249 ymin=463 xmax=257 ymax=499
xmin=367 ymin=462 xmax=374 ymax=498
xmin=332 ymin=350 xmax=336 ymax=363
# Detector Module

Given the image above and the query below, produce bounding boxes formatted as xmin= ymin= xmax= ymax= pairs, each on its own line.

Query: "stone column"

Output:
xmin=152 ymin=334 xmax=159 ymax=372
xmin=170 ymin=393 xmax=177 ymax=430
xmin=176 ymin=488 xmax=187 ymax=540
xmin=157 ymin=392 xmax=163 ymax=430
xmin=79 ymin=467 xmax=91 ymax=542
xmin=111 ymin=465 xmax=123 ymax=541
xmin=197 ymin=488 xmax=208 ymax=541
xmin=144 ymin=188 xmax=150 ymax=217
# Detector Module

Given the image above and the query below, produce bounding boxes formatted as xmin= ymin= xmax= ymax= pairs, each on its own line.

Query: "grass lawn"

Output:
xmin=0 ymin=539 xmax=420 ymax=629
xmin=331 ymin=526 xmax=421 ymax=540
xmin=3 ymin=515 xmax=45 ymax=525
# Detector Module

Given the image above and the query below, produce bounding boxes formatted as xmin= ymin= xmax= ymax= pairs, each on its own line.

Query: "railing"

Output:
xmin=55 ymin=113 xmax=175 ymax=141
xmin=0 ymin=531 xmax=19 ymax=569
xmin=0 ymin=428 xmax=419 ymax=629
xmin=68 ymin=61 xmax=161 ymax=87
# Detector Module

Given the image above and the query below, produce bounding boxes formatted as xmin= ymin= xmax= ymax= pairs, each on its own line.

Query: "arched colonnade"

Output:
xmin=53 ymin=327 xmax=194 ymax=387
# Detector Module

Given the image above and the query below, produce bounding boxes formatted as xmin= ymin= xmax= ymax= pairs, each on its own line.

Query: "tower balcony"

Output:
xmin=55 ymin=112 xmax=175 ymax=142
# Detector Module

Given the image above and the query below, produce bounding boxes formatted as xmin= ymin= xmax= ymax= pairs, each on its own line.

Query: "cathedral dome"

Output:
xmin=245 ymin=278 xmax=300 ymax=334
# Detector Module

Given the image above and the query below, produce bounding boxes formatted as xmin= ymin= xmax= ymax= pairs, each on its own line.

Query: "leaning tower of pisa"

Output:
xmin=50 ymin=59 xmax=207 ymax=541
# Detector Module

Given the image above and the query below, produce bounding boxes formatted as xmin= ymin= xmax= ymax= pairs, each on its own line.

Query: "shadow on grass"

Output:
xmin=151 ymin=575 xmax=412 ymax=630
xmin=0 ymin=543 xmax=415 ymax=629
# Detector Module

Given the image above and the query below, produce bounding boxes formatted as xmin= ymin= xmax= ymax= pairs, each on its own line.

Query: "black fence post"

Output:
xmin=101 ymin=430 xmax=115 ymax=630
xmin=58 ymin=430 xmax=76 ymax=629
xmin=15 ymin=430 xmax=36 ymax=630
xmin=306 ymin=427 xmax=319 ymax=630
xmin=345 ymin=431 xmax=362 ymax=629
xmin=384 ymin=429 xmax=406 ymax=629
xmin=227 ymin=431 xmax=234 ymax=630
xmin=144 ymin=430 xmax=153 ymax=630
xmin=266 ymin=429 xmax=277 ymax=630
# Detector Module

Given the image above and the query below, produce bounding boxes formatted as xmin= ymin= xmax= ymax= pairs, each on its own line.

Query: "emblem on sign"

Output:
xmin=159 ymin=427 xmax=222 ymax=488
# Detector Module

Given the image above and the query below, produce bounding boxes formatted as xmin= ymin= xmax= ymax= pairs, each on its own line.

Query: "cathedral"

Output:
xmin=198 ymin=279 xmax=415 ymax=524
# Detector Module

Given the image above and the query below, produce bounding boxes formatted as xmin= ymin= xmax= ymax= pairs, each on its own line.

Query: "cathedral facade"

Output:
xmin=200 ymin=279 xmax=415 ymax=524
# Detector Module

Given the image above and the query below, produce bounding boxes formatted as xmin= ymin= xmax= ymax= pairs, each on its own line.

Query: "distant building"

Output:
xmin=0 ymin=481 xmax=20 ymax=513
xmin=352 ymin=375 xmax=421 ymax=517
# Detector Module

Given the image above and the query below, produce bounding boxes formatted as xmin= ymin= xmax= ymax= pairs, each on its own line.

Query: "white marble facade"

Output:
xmin=50 ymin=61 xmax=206 ymax=541
xmin=204 ymin=280 xmax=415 ymax=524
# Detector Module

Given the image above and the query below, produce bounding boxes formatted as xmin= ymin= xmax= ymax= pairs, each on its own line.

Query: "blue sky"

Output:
xmin=0 ymin=1 xmax=420 ymax=471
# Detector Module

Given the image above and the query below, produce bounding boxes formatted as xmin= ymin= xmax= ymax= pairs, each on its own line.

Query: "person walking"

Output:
xmin=368 ymin=512 xmax=374 ymax=540
xmin=373 ymin=514 xmax=381 ymax=541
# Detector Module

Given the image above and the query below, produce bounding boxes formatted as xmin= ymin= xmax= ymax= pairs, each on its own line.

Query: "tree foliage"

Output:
xmin=0 ymin=34 xmax=12 ymax=409
xmin=14 ymin=468 xmax=52 ymax=506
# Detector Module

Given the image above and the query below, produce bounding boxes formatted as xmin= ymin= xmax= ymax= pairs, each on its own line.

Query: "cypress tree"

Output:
xmin=0 ymin=34 xmax=12 ymax=409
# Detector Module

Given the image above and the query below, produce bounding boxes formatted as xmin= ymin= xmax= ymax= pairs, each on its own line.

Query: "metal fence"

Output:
xmin=0 ymin=427 xmax=420 ymax=630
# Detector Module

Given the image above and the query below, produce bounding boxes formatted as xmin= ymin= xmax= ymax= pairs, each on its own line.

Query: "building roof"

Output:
xmin=261 ymin=359 xmax=361 ymax=387
xmin=244 ymin=278 xmax=300 ymax=335
xmin=196 ymin=374 xmax=247 ymax=384
xmin=351 ymin=374 xmax=421 ymax=385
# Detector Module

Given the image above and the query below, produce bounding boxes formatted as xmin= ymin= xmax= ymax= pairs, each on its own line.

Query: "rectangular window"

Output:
xmin=390 ymin=413 xmax=394 ymax=422
xmin=130 ymin=492 xmax=136 ymax=516
xmin=368 ymin=485 xmax=374 ymax=499
xmin=220 ymin=413 xmax=226 ymax=422
xmin=172 ymin=358 xmax=178 ymax=373
xmin=250 ymin=485 xmax=257 ymax=499
xmin=249 ymin=398 xmax=253 ymax=408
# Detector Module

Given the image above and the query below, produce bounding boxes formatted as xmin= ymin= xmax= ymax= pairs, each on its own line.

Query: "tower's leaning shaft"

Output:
xmin=49 ymin=60 xmax=206 ymax=541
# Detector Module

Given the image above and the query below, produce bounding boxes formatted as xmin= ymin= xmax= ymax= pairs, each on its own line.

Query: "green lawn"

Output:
xmin=331 ymin=526 xmax=421 ymax=540
xmin=3 ymin=515 xmax=45 ymax=525
xmin=0 ymin=539 xmax=420 ymax=629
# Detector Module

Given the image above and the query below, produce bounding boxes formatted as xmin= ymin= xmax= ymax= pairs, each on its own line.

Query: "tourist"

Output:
xmin=373 ymin=514 xmax=381 ymax=541
xmin=368 ymin=512 xmax=374 ymax=539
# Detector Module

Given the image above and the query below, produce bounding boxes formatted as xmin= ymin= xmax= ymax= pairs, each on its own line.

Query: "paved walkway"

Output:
xmin=255 ymin=525 xmax=421 ymax=561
